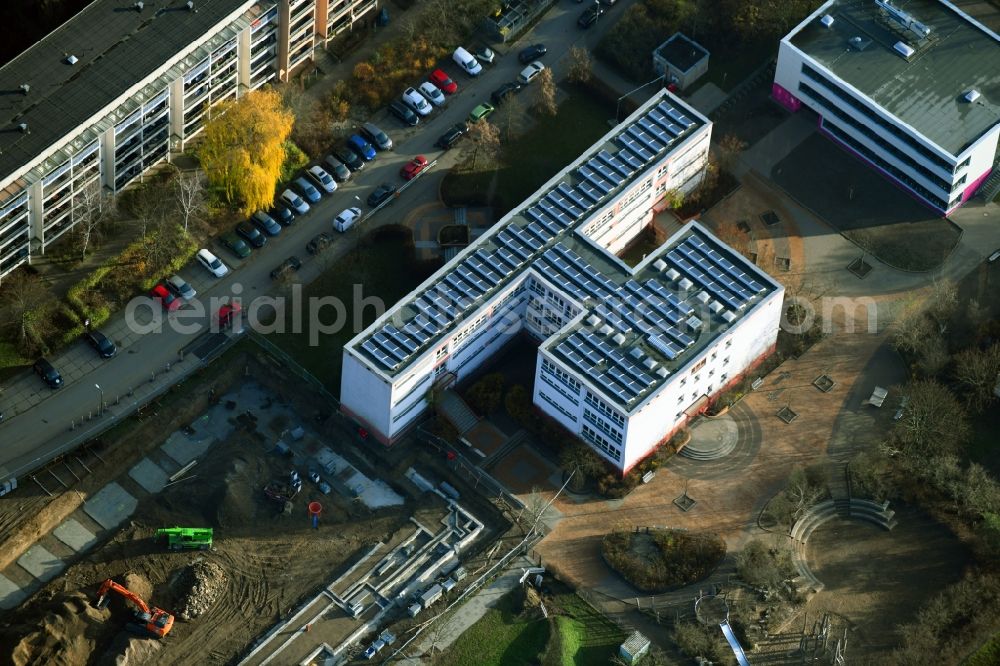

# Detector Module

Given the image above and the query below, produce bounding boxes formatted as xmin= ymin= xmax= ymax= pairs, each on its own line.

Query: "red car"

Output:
xmin=400 ymin=155 xmax=429 ymax=181
xmin=428 ymin=69 xmax=458 ymax=95
xmin=150 ymin=283 xmax=180 ymax=311
xmin=217 ymin=301 xmax=242 ymax=329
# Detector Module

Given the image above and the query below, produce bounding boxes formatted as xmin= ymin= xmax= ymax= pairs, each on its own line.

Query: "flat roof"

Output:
xmin=350 ymin=91 xmax=780 ymax=412
xmin=0 ymin=0 xmax=255 ymax=184
xmin=655 ymin=33 xmax=708 ymax=72
xmin=789 ymin=0 xmax=1000 ymax=155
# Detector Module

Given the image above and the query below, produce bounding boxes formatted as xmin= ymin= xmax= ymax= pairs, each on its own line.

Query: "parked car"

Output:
xmin=989 ymin=249 xmax=1000 ymax=263
xmin=518 ymin=61 xmax=546 ymax=85
xmin=166 ymin=274 xmax=197 ymax=301
xmin=150 ymin=283 xmax=181 ymax=311
xmin=418 ymin=81 xmax=446 ymax=107
xmin=323 ymin=154 xmax=352 ymax=182
xmin=217 ymin=300 xmax=242 ymax=330
xmin=306 ymin=232 xmax=333 ymax=254
xmin=251 ymin=211 xmax=282 ymax=237
xmin=293 ymin=176 xmax=322 ymax=203
xmin=428 ymin=69 xmax=458 ymax=94
xmin=270 ymin=204 xmax=295 ymax=226
xmin=347 ymin=134 xmax=377 ymax=161
xmin=401 ymin=87 xmax=432 ymax=116
xmin=360 ymin=122 xmax=393 ymax=151
xmin=237 ymin=221 xmax=268 ymax=248
xmin=197 ymin=248 xmax=229 ymax=278
xmin=453 ymin=46 xmax=482 ymax=76
xmin=578 ymin=5 xmax=604 ymax=28
xmin=333 ymin=146 xmax=364 ymax=171
xmin=84 ymin=329 xmax=117 ymax=358
xmin=388 ymin=100 xmax=419 ymax=127
xmin=518 ymin=44 xmax=547 ymax=64
xmin=436 ymin=123 xmax=467 ymax=149
xmin=220 ymin=232 xmax=251 ymax=258
xmin=491 ymin=82 xmax=522 ymax=106
xmin=333 ymin=207 xmax=362 ymax=233
xmin=280 ymin=189 xmax=310 ymax=215
xmin=270 ymin=255 xmax=302 ymax=280
xmin=468 ymin=103 xmax=495 ymax=123
xmin=475 ymin=45 xmax=496 ymax=65
xmin=367 ymin=183 xmax=397 ymax=208
xmin=400 ymin=155 xmax=429 ymax=181
xmin=33 ymin=358 xmax=63 ymax=389
xmin=307 ymin=166 xmax=337 ymax=194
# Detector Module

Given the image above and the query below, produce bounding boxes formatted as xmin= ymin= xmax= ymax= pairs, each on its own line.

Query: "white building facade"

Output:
xmin=342 ymin=91 xmax=785 ymax=474
xmin=773 ymin=0 xmax=1000 ymax=215
xmin=0 ymin=0 xmax=378 ymax=282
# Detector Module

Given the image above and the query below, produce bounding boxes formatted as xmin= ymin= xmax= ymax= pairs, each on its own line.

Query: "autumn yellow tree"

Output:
xmin=198 ymin=89 xmax=294 ymax=214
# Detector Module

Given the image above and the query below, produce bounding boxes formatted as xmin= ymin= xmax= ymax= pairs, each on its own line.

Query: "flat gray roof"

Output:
xmin=0 ymin=0 xmax=254 ymax=183
xmin=790 ymin=0 xmax=1000 ymax=155
xmin=655 ymin=33 xmax=708 ymax=73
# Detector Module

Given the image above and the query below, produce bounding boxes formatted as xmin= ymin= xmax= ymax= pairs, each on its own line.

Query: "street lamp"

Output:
xmin=594 ymin=0 xmax=600 ymax=23
xmin=94 ymin=383 xmax=104 ymax=416
xmin=353 ymin=195 xmax=362 ymax=204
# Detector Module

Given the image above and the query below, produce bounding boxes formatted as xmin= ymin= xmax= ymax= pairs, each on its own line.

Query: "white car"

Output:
xmin=517 ymin=61 xmax=546 ymax=85
xmin=280 ymin=189 xmax=310 ymax=215
xmin=196 ymin=249 xmax=229 ymax=278
xmin=401 ymin=87 xmax=432 ymax=116
xmin=307 ymin=165 xmax=337 ymax=194
xmin=418 ymin=81 xmax=446 ymax=107
xmin=333 ymin=207 xmax=362 ymax=233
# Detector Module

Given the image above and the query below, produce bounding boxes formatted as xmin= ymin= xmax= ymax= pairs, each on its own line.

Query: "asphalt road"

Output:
xmin=0 ymin=1 xmax=625 ymax=482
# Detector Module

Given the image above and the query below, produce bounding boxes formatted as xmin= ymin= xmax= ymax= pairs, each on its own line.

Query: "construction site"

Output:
xmin=0 ymin=345 xmax=512 ymax=665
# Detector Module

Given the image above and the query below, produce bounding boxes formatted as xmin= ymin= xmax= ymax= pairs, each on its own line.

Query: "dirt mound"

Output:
xmin=122 ymin=573 xmax=152 ymax=604
xmin=95 ymin=633 xmax=162 ymax=666
xmin=174 ymin=561 xmax=228 ymax=621
xmin=7 ymin=592 xmax=108 ymax=666
xmin=217 ymin=457 xmax=267 ymax=528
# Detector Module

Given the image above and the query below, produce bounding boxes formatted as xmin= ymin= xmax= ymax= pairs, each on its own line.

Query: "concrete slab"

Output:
xmin=161 ymin=430 xmax=216 ymax=467
xmin=17 ymin=545 xmax=65 ymax=583
xmin=0 ymin=573 xmax=27 ymax=610
xmin=53 ymin=518 xmax=100 ymax=553
xmin=128 ymin=457 xmax=169 ymax=494
xmin=84 ymin=482 xmax=138 ymax=530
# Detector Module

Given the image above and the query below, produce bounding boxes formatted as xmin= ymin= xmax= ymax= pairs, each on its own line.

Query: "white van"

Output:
xmin=453 ymin=47 xmax=482 ymax=76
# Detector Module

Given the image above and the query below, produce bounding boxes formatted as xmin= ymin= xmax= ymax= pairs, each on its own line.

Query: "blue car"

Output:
xmin=293 ymin=177 xmax=322 ymax=203
xmin=347 ymin=134 xmax=376 ymax=161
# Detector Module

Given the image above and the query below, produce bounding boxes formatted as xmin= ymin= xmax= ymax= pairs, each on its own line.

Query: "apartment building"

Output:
xmin=773 ymin=0 xmax=1000 ymax=215
xmin=0 ymin=0 xmax=377 ymax=282
xmin=341 ymin=91 xmax=785 ymax=474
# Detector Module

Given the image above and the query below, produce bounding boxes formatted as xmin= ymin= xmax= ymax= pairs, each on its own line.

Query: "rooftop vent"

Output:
xmin=599 ymin=324 xmax=613 ymax=336
xmin=709 ymin=300 xmax=724 ymax=314
xmin=665 ymin=268 xmax=680 ymax=280
xmin=134 ymin=1 xmax=144 ymax=11
xmin=820 ymin=14 xmax=835 ymax=28
xmin=629 ymin=347 xmax=644 ymax=359
xmin=18 ymin=123 xmax=29 ymax=134
xmin=612 ymin=332 xmax=626 ymax=345
xmin=652 ymin=258 xmax=667 ymax=271
xmin=655 ymin=367 xmax=669 ymax=378
xmin=686 ymin=315 xmax=702 ymax=330
xmin=678 ymin=278 xmax=693 ymax=291
xmin=642 ymin=357 xmax=658 ymax=371
xmin=19 ymin=84 xmax=29 ymax=95
xmin=65 ymin=54 xmax=78 ymax=65
xmin=721 ymin=310 xmax=736 ymax=323
xmin=695 ymin=291 xmax=710 ymax=304
xmin=964 ymin=89 xmax=981 ymax=103
xmin=586 ymin=314 xmax=601 ymax=327
xmin=893 ymin=41 xmax=916 ymax=59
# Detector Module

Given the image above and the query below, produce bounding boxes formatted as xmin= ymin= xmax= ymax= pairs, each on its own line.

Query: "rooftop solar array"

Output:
xmin=354 ymin=93 xmax=773 ymax=409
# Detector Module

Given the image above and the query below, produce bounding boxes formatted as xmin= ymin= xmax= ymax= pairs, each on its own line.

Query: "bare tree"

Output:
xmin=125 ymin=182 xmax=167 ymax=240
xmin=892 ymin=309 xmax=932 ymax=355
xmin=466 ymin=120 xmax=501 ymax=172
xmin=566 ymin=46 xmax=593 ymax=84
xmin=0 ymin=271 xmax=55 ymax=353
xmin=173 ymin=170 xmax=205 ymax=235
xmin=915 ymin=333 xmax=950 ymax=378
xmin=954 ymin=344 xmax=1000 ymax=412
xmin=497 ymin=94 xmax=526 ymax=143
xmin=926 ymin=279 xmax=958 ymax=334
xmin=716 ymin=133 xmax=748 ymax=173
xmin=893 ymin=379 xmax=969 ymax=459
xmin=533 ymin=68 xmax=557 ymax=116
xmin=71 ymin=181 xmax=116 ymax=260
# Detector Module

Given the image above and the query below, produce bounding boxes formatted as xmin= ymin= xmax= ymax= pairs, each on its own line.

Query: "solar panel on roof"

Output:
xmin=384 ymin=325 xmax=418 ymax=352
xmin=525 ymin=221 xmax=553 ymax=244
xmin=578 ymin=163 xmax=615 ymax=193
xmin=557 ymin=182 xmax=592 ymax=212
xmin=573 ymin=181 xmax=602 ymax=204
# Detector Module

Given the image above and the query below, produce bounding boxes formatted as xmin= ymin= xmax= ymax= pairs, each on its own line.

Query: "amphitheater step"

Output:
xmin=437 ymin=390 xmax=479 ymax=435
xmin=482 ymin=430 xmax=529 ymax=470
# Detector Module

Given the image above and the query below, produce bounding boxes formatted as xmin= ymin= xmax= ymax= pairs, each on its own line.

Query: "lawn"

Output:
xmin=266 ymin=225 xmax=440 ymax=395
xmin=441 ymin=84 xmax=615 ymax=215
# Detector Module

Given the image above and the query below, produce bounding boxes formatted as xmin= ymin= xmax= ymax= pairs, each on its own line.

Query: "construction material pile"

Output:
xmin=174 ymin=561 xmax=227 ymax=621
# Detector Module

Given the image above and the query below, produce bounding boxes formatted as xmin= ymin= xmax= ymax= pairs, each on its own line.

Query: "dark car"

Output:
xmin=367 ymin=182 xmax=398 ymax=208
xmin=435 ymin=123 xmax=467 ymax=150
xmin=388 ymin=100 xmax=419 ymax=127
xmin=323 ymin=154 xmax=352 ymax=182
xmin=236 ymin=221 xmax=267 ymax=248
xmin=333 ymin=146 xmax=364 ymax=172
xmin=251 ymin=211 xmax=282 ymax=237
xmin=220 ymin=232 xmax=251 ymax=259
xmin=347 ymin=135 xmax=376 ymax=161
xmin=578 ymin=5 xmax=604 ymax=28
xmin=306 ymin=233 xmax=333 ymax=255
xmin=360 ymin=122 xmax=393 ymax=151
xmin=491 ymin=82 xmax=522 ymax=106
xmin=33 ymin=357 xmax=63 ymax=389
xmin=84 ymin=330 xmax=117 ymax=358
xmin=270 ymin=256 xmax=302 ymax=280
xmin=518 ymin=44 xmax=547 ymax=64
xmin=270 ymin=204 xmax=295 ymax=226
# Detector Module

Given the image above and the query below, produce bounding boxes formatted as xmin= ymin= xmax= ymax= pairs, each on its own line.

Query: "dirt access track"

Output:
xmin=0 ymin=346 xmax=509 ymax=665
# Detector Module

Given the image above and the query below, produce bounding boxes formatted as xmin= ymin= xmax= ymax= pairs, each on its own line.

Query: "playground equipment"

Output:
xmin=156 ymin=527 xmax=213 ymax=551
xmin=695 ymin=593 xmax=750 ymax=666
xmin=93 ymin=579 xmax=174 ymax=639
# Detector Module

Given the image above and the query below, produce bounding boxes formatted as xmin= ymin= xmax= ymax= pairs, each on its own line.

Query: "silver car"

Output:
xmin=166 ymin=274 xmax=197 ymax=301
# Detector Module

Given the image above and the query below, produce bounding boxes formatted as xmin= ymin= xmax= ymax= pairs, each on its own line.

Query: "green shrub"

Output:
xmin=673 ymin=622 xmax=725 ymax=662
xmin=465 ymin=372 xmax=505 ymax=415
xmin=602 ymin=528 xmax=726 ymax=592
xmin=735 ymin=539 xmax=794 ymax=590
xmin=280 ymin=141 xmax=309 ymax=185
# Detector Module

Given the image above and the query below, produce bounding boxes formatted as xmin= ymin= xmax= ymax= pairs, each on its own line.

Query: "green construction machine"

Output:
xmin=156 ymin=527 xmax=213 ymax=551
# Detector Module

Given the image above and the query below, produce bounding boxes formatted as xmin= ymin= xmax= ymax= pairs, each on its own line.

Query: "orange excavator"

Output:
xmin=94 ymin=578 xmax=175 ymax=639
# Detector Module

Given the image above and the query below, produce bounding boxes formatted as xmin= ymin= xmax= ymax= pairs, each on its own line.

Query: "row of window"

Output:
xmin=583 ymin=408 xmax=623 ymax=444
xmin=541 ymin=357 xmax=582 ymax=393
xmin=539 ymin=372 xmax=580 ymax=406
xmin=539 ymin=391 xmax=577 ymax=423
xmin=584 ymin=391 xmax=625 ymax=427
xmin=582 ymin=425 xmax=622 ymax=461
